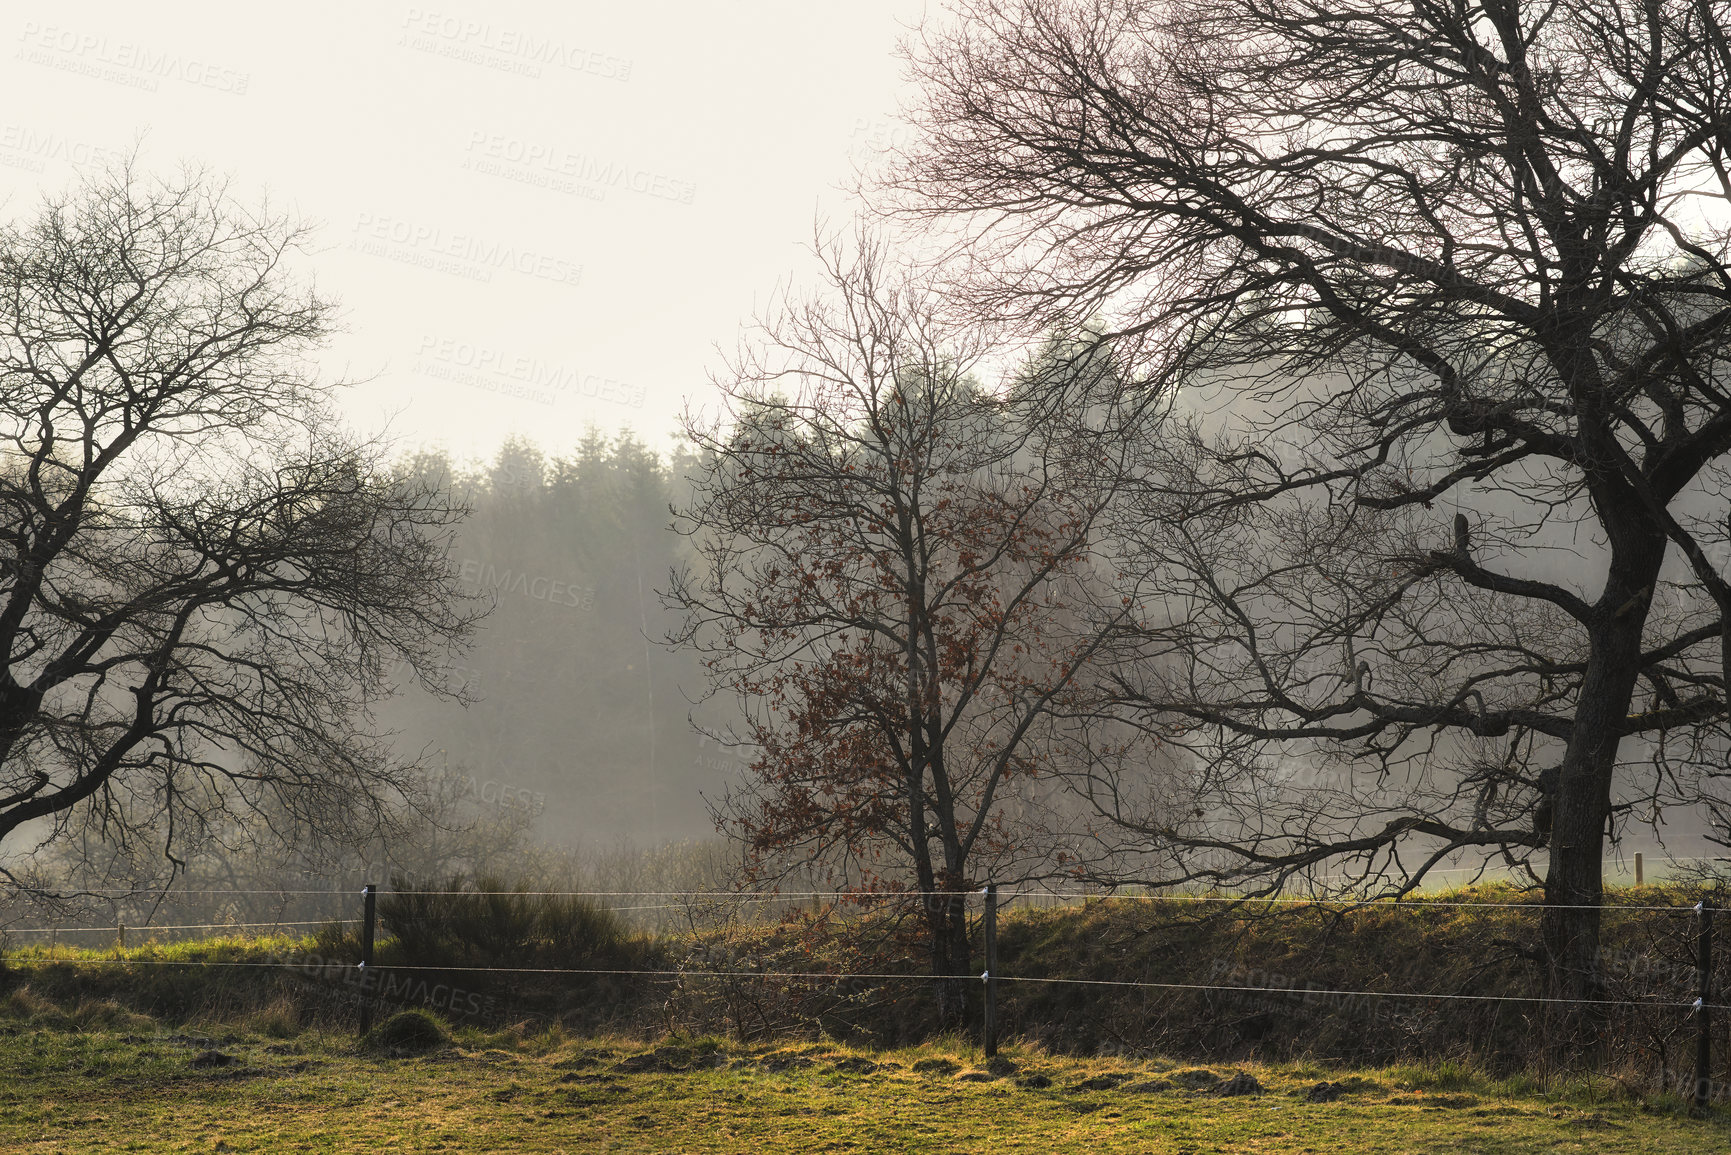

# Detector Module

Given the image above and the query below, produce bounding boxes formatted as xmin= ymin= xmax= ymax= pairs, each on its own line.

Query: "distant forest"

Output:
xmin=382 ymin=431 xmax=729 ymax=849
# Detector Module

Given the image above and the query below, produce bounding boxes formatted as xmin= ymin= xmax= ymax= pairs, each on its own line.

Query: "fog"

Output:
xmin=376 ymin=435 xmax=729 ymax=849
xmin=0 ymin=1 xmax=927 ymax=461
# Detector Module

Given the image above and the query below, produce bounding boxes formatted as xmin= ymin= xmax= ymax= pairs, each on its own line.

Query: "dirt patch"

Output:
xmin=912 ymin=1058 xmax=960 ymax=1077
xmin=164 ymin=1034 xmax=222 ymax=1047
xmin=1071 ymin=1073 xmax=1133 ymax=1092
xmin=828 ymin=1056 xmax=879 ymax=1075
xmin=1171 ymin=1068 xmax=1222 ymax=1090
xmin=189 ymin=1050 xmax=238 ymax=1069
xmin=616 ymin=1047 xmax=683 ymax=1073
xmin=616 ymin=1045 xmax=727 ymax=1074
xmin=1214 ymin=1071 xmax=1263 ymax=1096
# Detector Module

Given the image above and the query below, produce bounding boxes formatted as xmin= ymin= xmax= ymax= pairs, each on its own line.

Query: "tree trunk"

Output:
xmin=1542 ymin=596 xmax=1650 ymax=1022
xmin=925 ymin=872 xmax=973 ymax=1030
xmin=944 ymin=889 xmax=973 ymax=1023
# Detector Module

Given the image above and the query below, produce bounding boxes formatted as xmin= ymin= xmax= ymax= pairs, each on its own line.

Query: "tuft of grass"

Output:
xmin=68 ymin=998 xmax=155 ymax=1033
xmin=364 ymin=1008 xmax=450 ymax=1054
xmin=244 ymin=995 xmax=303 ymax=1039
xmin=0 ymin=985 xmax=68 ymax=1026
xmin=1387 ymin=1057 xmax=1482 ymax=1093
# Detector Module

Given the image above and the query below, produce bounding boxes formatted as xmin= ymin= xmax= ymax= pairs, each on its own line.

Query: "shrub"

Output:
xmin=378 ymin=875 xmax=634 ymax=969
xmin=311 ymin=919 xmax=361 ymax=961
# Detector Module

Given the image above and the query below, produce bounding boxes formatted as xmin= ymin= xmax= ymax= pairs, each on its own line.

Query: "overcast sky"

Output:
xmin=2 ymin=1 xmax=928 ymax=465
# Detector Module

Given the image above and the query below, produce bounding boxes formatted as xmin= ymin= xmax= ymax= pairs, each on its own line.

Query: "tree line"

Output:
xmin=381 ymin=431 xmax=720 ymax=850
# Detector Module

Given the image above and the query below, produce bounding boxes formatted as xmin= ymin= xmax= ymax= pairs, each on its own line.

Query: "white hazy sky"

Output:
xmin=2 ymin=1 xmax=928 ymax=464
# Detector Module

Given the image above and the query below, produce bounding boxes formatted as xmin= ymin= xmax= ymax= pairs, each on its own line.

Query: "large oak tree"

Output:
xmin=890 ymin=0 xmax=1731 ymax=1000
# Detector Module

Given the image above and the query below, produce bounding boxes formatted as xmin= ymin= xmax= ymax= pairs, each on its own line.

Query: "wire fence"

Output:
xmin=6 ymin=876 xmax=1731 ymax=1103
xmin=1 ymin=883 xmax=1723 ymax=1010
xmin=11 ymin=955 xmax=1723 ymax=1012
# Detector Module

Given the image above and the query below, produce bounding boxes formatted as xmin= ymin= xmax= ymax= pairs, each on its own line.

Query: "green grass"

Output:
xmin=0 ymin=1018 xmax=1727 ymax=1153
xmin=4 ymin=932 xmax=312 ymax=962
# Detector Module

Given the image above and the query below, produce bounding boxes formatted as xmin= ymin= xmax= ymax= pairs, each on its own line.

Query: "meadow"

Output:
xmin=5 ymin=883 xmax=1731 ymax=1151
xmin=1 ymin=1010 xmax=1726 ymax=1154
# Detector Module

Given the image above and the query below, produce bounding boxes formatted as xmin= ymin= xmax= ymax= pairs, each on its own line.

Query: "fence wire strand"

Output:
xmin=3 ymin=886 xmax=1713 ymax=913
xmin=3 ymin=953 xmax=1724 ymax=1013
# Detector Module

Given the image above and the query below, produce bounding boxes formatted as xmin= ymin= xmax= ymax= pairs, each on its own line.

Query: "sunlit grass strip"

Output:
xmin=0 ymin=1022 xmax=1724 ymax=1154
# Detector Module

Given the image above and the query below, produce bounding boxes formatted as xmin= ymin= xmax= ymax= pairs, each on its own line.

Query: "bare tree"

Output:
xmin=890 ymin=0 xmax=1731 ymax=1001
xmin=0 ymin=165 xmax=481 ymax=881
xmin=668 ymin=234 xmax=1153 ymax=1022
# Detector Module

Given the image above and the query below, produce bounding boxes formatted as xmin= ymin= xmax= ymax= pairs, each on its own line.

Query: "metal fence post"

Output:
xmin=983 ymin=882 xmax=999 ymax=1059
xmin=358 ymin=882 xmax=378 ymax=1036
xmin=1695 ymin=899 xmax=1713 ymax=1114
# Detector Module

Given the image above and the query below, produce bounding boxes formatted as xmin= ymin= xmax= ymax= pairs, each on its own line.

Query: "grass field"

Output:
xmin=3 ymin=890 xmax=1730 ymax=1151
xmin=2 ymin=1017 xmax=1729 ymax=1154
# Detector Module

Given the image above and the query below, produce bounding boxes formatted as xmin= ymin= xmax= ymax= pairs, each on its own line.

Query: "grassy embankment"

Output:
xmin=2 ymin=881 xmax=1724 ymax=1070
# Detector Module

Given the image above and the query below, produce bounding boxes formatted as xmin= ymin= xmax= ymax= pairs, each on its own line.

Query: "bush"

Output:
xmin=311 ymin=919 xmax=361 ymax=961
xmin=379 ymin=875 xmax=634 ymax=969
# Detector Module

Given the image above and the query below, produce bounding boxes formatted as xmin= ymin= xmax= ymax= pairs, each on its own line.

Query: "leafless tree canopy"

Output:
xmin=0 ymin=167 xmax=481 ymax=880
xmin=888 ymin=0 xmax=1731 ymax=994
xmin=667 ymin=234 xmax=1161 ymax=1004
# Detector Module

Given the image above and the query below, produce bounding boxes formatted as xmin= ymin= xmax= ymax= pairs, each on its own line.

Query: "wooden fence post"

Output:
xmin=1695 ymin=899 xmax=1714 ymax=1114
xmin=983 ymin=882 xmax=999 ymax=1059
xmin=358 ymin=883 xmax=378 ymax=1036
xmin=1635 ymin=853 xmax=1644 ymax=887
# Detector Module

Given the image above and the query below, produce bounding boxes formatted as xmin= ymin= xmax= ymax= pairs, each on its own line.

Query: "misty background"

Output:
xmin=1 ymin=1 xmax=1723 ymax=901
xmin=0 ymin=3 xmax=933 ymax=864
xmin=378 ymin=433 xmax=726 ymax=850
